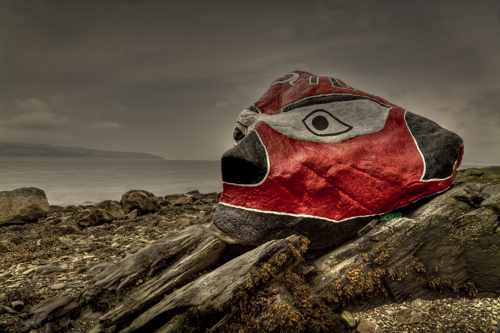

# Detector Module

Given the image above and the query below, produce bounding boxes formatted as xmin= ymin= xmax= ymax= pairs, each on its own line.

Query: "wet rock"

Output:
xmin=44 ymin=322 xmax=57 ymax=333
xmin=340 ymin=310 xmax=357 ymax=328
xmin=0 ymin=187 xmax=50 ymax=225
xmin=50 ymin=283 xmax=66 ymax=290
xmin=57 ymin=236 xmax=72 ymax=246
xmin=172 ymin=218 xmax=192 ymax=228
xmin=186 ymin=190 xmax=200 ymax=195
xmin=167 ymin=196 xmax=192 ymax=205
xmin=77 ymin=208 xmax=114 ymax=227
xmin=11 ymin=301 xmax=25 ymax=311
xmin=37 ymin=266 xmax=66 ymax=274
xmin=411 ymin=298 xmax=434 ymax=312
xmin=394 ymin=308 xmax=429 ymax=324
xmin=4 ymin=306 xmax=17 ymax=314
xmin=124 ymin=209 xmax=138 ymax=220
xmin=356 ymin=319 xmax=382 ymax=333
xmin=121 ymin=190 xmax=157 ymax=214
xmin=97 ymin=200 xmax=125 ymax=220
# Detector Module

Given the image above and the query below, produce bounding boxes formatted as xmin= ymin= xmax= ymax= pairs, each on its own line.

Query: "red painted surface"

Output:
xmin=220 ymin=71 xmax=463 ymax=222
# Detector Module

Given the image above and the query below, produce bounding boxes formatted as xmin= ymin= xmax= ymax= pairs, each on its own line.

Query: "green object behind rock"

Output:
xmin=380 ymin=212 xmax=402 ymax=221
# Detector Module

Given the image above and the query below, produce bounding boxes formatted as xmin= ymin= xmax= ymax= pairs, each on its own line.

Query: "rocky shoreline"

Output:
xmin=0 ymin=167 xmax=499 ymax=332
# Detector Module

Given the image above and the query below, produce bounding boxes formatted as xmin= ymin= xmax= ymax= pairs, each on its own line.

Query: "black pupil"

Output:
xmin=312 ymin=116 xmax=328 ymax=131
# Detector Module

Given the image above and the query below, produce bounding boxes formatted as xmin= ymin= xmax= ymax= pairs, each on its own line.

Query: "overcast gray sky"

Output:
xmin=1 ymin=0 xmax=498 ymax=164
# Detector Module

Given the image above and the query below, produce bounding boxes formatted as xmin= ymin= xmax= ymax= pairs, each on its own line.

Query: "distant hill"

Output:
xmin=0 ymin=142 xmax=164 ymax=160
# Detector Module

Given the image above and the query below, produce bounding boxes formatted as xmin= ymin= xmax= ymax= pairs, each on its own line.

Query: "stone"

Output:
xmin=172 ymin=218 xmax=191 ymax=228
xmin=97 ymin=200 xmax=125 ymax=220
xmin=411 ymin=298 xmax=434 ymax=312
xmin=44 ymin=322 xmax=57 ymax=333
xmin=356 ymin=319 xmax=382 ymax=333
xmin=4 ymin=306 xmax=17 ymax=314
xmin=121 ymin=190 xmax=157 ymax=214
xmin=32 ymin=259 xmax=50 ymax=265
xmin=57 ymin=236 xmax=72 ymax=246
xmin=167 ymin=196 xmax=192 ymax=205
xmin=214 ymin=70 xmax=463 ymax=250
xmin=77 ymin=208 xmax=114 ymax=227
xmin=0 ymin=187 xmax=50 ymax=225
xmin=124 ymin=209 xmax=138 ymax=220
xmin=340 ymin=310 xmax=357 ymax=328
xmin=186 ymin=190 xmax=200 ymax=195
xmin=11 ymin=300 xmax=24 ymax=311
xmin=37 ymin=266 xmax=66 ymax=274
xmin=394 ymin=308 xmax=429 ymax=324
xmin=50 ymin=283 xmax=66 ymax=290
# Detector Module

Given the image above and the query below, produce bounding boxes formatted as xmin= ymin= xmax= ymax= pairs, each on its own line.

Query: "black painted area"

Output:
xmin=233 ymin=127 xmax=245 ymax=142
xmin=281 ymin=94 xmax=389 ymax=113
xmin=213 ymin=204 xmax=372 ymax=250
xmin=247 ymin=105 xmax=260 ymax=113
xmin=221 ymin=130 xmax=268 ymax=185
xmin=405 ymin=111 xmax=463 ymax=180
xmin=312 ymin=115 xmax=328 ymax=130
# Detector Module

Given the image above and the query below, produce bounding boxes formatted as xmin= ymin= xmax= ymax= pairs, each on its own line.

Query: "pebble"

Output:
xmin=347 ymin=297 xmax=500 ymax=333
xmin=50 ymin=283 xmax=66 ymax=290
xmin=11 ymin=300 xmax=24 ymax=311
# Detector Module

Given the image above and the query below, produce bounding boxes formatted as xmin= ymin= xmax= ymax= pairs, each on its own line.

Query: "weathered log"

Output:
xmin=310 ymin=180 xmax=500 ymax=312
xmin=117 ymin=234 xmax=308 ymax=332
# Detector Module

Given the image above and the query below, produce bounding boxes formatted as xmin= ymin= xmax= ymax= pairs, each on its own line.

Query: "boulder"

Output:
xmin=0 ymin=187 xmax=50 ymax=225
xmin=121 ymin=190 xmax=157 ymax=214
xmin=97 ymin=200 xmax=125 ymax=220
xmin=309 ymin=176 xmax=500 ymax=311
xmin=166 ymin=196 xmax=192 ymax=205
xmin=214 ymin=70 xmax=463 ymax=250
xmin=356 ymin=319 xmax=383 ymax=333
xmin=76 ymin=208 xmax=115 ymax=227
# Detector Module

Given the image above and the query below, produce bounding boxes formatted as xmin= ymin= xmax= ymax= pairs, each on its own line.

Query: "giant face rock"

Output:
xmin=213 ymin=71 xmax=464 ymax=249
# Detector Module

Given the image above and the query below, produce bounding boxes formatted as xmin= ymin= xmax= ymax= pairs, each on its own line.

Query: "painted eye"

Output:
xmin=302 ymin=110 xmax=353 ymax=136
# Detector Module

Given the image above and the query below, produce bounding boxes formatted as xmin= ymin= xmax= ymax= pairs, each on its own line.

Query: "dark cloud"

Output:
xmin=0 ymin=0 xmax=498 ymax=163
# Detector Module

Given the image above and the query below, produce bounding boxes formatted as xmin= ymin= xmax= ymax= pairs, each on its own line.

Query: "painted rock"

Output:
xmin=214 ymin=70 xmax=463 ymax=249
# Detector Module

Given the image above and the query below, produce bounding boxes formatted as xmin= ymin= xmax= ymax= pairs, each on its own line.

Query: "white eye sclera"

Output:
xmin=302 ymin=110 xmax=353 ymax=136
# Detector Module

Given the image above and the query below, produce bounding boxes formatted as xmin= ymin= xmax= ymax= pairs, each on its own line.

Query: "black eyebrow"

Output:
xmin=281 ymin=94 xmax=390 ymax=113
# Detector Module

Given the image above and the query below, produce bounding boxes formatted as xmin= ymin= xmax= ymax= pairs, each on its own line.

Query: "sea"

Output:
xmin=0 ymin=158 xmax=489 ymax=206
xmin=0 ymin=158 xmax=222 ymax=206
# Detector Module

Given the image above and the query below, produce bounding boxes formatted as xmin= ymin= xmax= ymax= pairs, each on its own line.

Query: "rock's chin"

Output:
xmin=213 ymin=203 xmax=372 ymax=250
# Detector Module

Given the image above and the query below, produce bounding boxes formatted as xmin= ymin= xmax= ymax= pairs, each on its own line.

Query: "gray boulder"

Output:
xmin=121 ymin=190 xmax=157 ymax=214
xmin=0 ymin=187 xmax=49 ymax=225
xmin=97 ymin=200 xmax=125 ymax=220
xmin=76 ymin=208 xmax=115 ymax=227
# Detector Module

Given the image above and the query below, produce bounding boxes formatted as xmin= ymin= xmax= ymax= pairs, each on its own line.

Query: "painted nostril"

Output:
xmin=221 ymin=131 xmax=268 ymax=185
xmin=233 ymin=127 xmax=245 ymax=142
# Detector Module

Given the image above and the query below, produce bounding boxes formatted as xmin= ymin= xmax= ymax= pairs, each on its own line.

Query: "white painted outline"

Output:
xmin=218 ymin=184 xmax=454 ymax=224
xmin=271 ymin=72 xmax=300 ymax=86
xmin=309 ymin=76 xmax=318 ymax=84
xmin=404 ymin=111 xmax=461 ymax=182
xmin=223 ymin=129 xmax=271 ymax=187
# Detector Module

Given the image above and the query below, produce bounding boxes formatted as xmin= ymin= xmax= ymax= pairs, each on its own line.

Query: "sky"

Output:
xmin=0 ymin=0 xmax=499 ymax=164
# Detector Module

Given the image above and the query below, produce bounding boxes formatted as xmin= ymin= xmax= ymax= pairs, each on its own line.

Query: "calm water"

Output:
xmin=0 ymin=158 xmax=222 ymax=206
